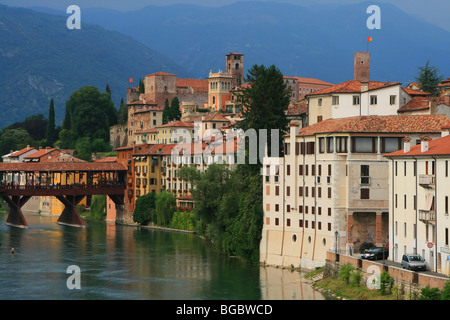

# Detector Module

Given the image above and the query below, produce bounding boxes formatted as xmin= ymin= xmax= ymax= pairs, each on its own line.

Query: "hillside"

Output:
xmin=75 ymin=1 xmax=450 ymax=85
xmin=0 ymin=4 xmax=191 ymax=129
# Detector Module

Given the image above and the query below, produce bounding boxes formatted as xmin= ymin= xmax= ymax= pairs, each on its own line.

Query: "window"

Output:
xmin=352 ymin=137 xmax=377 ymax=153
xmin=319 ymin=138 xmax=325 ymax=153
xmin=361 ymin=188 xmax=370 ymax=199
xmin=326 ymin=137 xmax=334 ymax=153
xmin=318 ymin=98 xmax=322 ymax=106
xmin=287 ymin=186 xmax=290 ymax=197
xmin=336 ymin=137 xmax=348 ymax=153
xmin=317 ymin=116 xmax=323 ymax=123
xmin=446 ymin=196 xmax=449 ymax=215
xmin=370 ymin=95 xmax=377 ymax=105
xmin=287 ymin=165 xmax=291 ymax=176
xmin=361 ymin=165 xmax=370 ymax=185
xmin=390 ymin=95 xmax=397 ymax=105
xmin=275 ymin=204 xmax=279 ymax=212
xmin=275 ymin=186 xmax=279 ymax=196
xmin=328 ymin=187 xmax=332 ymax=198
xmin=381 ymin=137 xmax=402 ymax=153
xmin=332 ymin=96 xmax=339 ymax=105
xmin=353 ymin=95 xmax=360 ymax=105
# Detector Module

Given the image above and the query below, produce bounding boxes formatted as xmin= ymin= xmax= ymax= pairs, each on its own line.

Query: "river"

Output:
xmin=0 ymin=211 xmax=324 ymax=300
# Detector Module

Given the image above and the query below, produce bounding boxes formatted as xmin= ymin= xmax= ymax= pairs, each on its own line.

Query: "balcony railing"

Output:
xmin=419 ymin=174 xmax=435 ymax=188
xmin=419 ymin=209 xmax=436 ymax=223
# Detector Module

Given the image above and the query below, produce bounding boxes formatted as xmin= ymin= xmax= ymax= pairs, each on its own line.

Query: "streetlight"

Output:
xmin=335 ymin=230 xmax=339 ymax=253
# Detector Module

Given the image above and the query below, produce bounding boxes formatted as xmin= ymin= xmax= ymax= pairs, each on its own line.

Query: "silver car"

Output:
xmin=401 ymin=254 xmax=426 ymax=271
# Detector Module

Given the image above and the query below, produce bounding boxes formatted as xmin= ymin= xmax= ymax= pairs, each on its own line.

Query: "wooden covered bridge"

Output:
xmin=0 ymin=161 xmax=127 ymax=228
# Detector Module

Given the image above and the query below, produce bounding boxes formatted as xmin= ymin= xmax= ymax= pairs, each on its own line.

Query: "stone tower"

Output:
xmin=354 ymin=52 xmax=370 ymax=83
xmin=226 ymin=52 xmax=244 ymax=87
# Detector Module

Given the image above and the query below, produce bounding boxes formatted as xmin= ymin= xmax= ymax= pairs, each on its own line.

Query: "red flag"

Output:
xmin=368 ymin=36 xmax=373 ymax=42
xmin=129 ymin=78 xmax=133 ymax=83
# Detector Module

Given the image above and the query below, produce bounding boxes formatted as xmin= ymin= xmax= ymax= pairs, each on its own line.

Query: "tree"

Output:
xmin=61 ymin=86 xmax=118 ymax=149
xmin=134 ymin=192 xmax=157 ymax=225
xmin=419 ymin=285 xmax=441 ymax=300
xmin=234 ymin=64 xmax=290 ymax=165
xmin=170 ymin=97 xmax=181 ymax=122
xmin=117 ymin=98 xmax=128 ymax=125
xmin=138 ymin=78 xmax=145 ymax=95
xmin=416 ymin=60 xmax=444 ymax=97
xmin=45 ymin=99 xmax=57 ymax=146
xmin=162 ymin=98 xmax=171 ymax=124
xmin=155 ymin=191 xmax=176 ymax=226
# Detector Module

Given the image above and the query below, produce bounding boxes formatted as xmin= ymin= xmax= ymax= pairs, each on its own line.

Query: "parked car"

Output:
xmin=401 ymin=254 xmax=426 ymax=271
xmin=361 ymin=247 xmax=388 ymax=260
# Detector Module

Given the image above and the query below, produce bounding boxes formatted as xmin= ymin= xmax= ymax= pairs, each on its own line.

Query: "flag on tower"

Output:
xmin=129 ymin=78 xmax=133 ymax=83
xmin=368 ymin=36 xmax=373 ymax=42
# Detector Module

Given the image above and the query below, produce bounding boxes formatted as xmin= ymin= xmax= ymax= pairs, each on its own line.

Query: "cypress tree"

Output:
xmin=170 ymin=97 xmax=181 ymax=121
xmin=162 ymin=98 xmax=170 ymax=124
xmin=45 ymin=98 xmax=57 ymax=146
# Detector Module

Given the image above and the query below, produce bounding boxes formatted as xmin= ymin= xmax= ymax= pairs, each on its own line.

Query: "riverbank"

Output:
xmin=116 ymin=220 xmax=196 ymax=234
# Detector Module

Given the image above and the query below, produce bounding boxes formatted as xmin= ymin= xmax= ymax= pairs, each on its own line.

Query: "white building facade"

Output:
xmin=385 ymin=131 xmax=450 ymax=275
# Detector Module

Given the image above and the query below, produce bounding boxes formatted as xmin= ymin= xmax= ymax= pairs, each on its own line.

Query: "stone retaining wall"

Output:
xmin=326 ymin=251 xmax=448 ymax=291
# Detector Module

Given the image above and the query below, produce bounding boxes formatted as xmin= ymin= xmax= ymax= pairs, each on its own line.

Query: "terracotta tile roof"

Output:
xmin=147 ymin=72 xmax=176 ymax=77
xmin=305 ymin=80 xmax=401 ymax=96
xmin=177 ymin=78 xmax=209 ymax=93
xmin=288 ymin=76 xmax=334 ymax=86
xmin=136 ymin=128 xmax=157 ymax=134
xmin=24 ymin=148 xmax=59 ymax=161
xmin=402 ymin=87 xmax=429 ymax=96
xmin=287 ymin=100 xmax=308 ymax=116
xmin=385 ymin=134 xmax=450 ymax=157
xmin=155 ymin=121 xmax=194 ymax=128
xmin=9 ymin=146 xmax=37 ymax=157
xmin=188 ymin=113 xmax=231 ymax=122
xmin=0 ymin=162 xmax=126 ymax=172
xmin=397 ymin=97 xmax=432 ymax=113
xmin=94 ymin=156 xmax=117 ymax=163
xmin=128 ymin=100 xmax=158 ymax=106
xmin=296 ymin=115 xmax=450 ymax=137
xmin=133 ymin=144 xmax=178 ymax=156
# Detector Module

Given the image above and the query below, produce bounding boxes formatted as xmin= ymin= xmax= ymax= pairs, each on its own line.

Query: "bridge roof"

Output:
xmin=0 ymin=162 xmax=126 ymax=172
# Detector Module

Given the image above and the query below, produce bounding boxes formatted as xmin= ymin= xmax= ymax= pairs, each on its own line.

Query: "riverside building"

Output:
xmin=260 ymin=115 xmax=450 ymax=269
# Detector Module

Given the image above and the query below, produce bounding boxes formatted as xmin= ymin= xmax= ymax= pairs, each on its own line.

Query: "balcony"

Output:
xmin=419 ymin=209 xmax=435 ymax=223
xmin=419 ymin=174 xmax=435 ymax=188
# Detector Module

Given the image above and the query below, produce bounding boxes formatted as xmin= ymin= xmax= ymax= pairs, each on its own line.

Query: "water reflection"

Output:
xmin=0 ymin=212 xmax=324 ymax=300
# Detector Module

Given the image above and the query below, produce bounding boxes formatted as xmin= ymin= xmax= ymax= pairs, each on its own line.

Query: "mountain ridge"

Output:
xmin=0 ymin=4 xmax=191 ymax=129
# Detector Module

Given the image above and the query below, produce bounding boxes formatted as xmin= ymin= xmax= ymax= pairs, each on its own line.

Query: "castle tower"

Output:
xmin=354 ymin=52 xmax=370 ymax=83
xmin=226 ymin=52 xmax=244 ymax=87
xmin=208 ymin=69 xmax=233 ymax=112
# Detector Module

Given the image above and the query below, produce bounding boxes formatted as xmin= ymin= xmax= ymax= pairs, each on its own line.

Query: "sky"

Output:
xmin=0 ymin=0 xmax=449 ymax=32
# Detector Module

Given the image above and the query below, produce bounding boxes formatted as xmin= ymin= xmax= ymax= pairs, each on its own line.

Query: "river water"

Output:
xmin=0 ymin=211 xmax=324 ymax=300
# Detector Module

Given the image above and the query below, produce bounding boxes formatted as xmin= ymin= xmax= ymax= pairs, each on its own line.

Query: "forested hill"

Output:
xmin=0 ymin=4 xmax=191 ymax=129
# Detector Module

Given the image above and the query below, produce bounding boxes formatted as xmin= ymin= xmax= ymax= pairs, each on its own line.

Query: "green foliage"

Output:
xmin=339 ymin=264 xmax=354 ymax=284
xmin=155 ymin=191 xmax=176 ymax=227
xmin=0 ymin=128 xmax=34 ymax=156
xmin=234 ymin=64 xmax=291 ymax=160
xmin=179 ymin=163 xmax=263 ymax=262
xmin=170 ymin=211 xmax=195 ymax=231
xmin=416 ymin=60 xmax=444 ymax=97
xmin=75 ymin=137 xmax=112 ymax=161
xmin=117 ymin=98 xmax=128 ymax=125
xmin=133 ymin=192 xmax=157 ymax=225
xmin=89 ymin=195 xmax=107 ymax=220
xmin=45 ymin=99 xmax=57 ymax=146
xmin=440 ymin=281 xmax=450 ymax=300
xmin=419 ymin=285 xmax=441 ymax=300
xmin=59 ymin=86 xmax=117 ymax=158
xmin=138 ymin=79 xmax=145 ymax=94
xmin=351 ymin=269 xmax=363 ymax=287
xmin=162 ymin=97 xmax=181 ymax=124
xmin=380 ymin=270 xmax=393 ymax=295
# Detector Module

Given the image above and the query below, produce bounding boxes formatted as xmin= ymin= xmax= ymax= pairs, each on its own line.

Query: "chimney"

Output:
xmin=290 ymin=121 xmax=300 ymax=156
xmin=420 ymin=135 xmax=431 ymax=153
xmin=354 ymin=52 xmax=370 ymax=84
xmin=403 ymin=136 xmax=411 ymax=153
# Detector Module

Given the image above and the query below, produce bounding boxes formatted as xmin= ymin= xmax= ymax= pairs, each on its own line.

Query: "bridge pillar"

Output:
xmin=55 ymin=195 xmax=86 ymax=228
xmin=2 ymin=195 xmax=31 ymax=228
xmin=108 ymin=194 xmax=126 ymax=224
